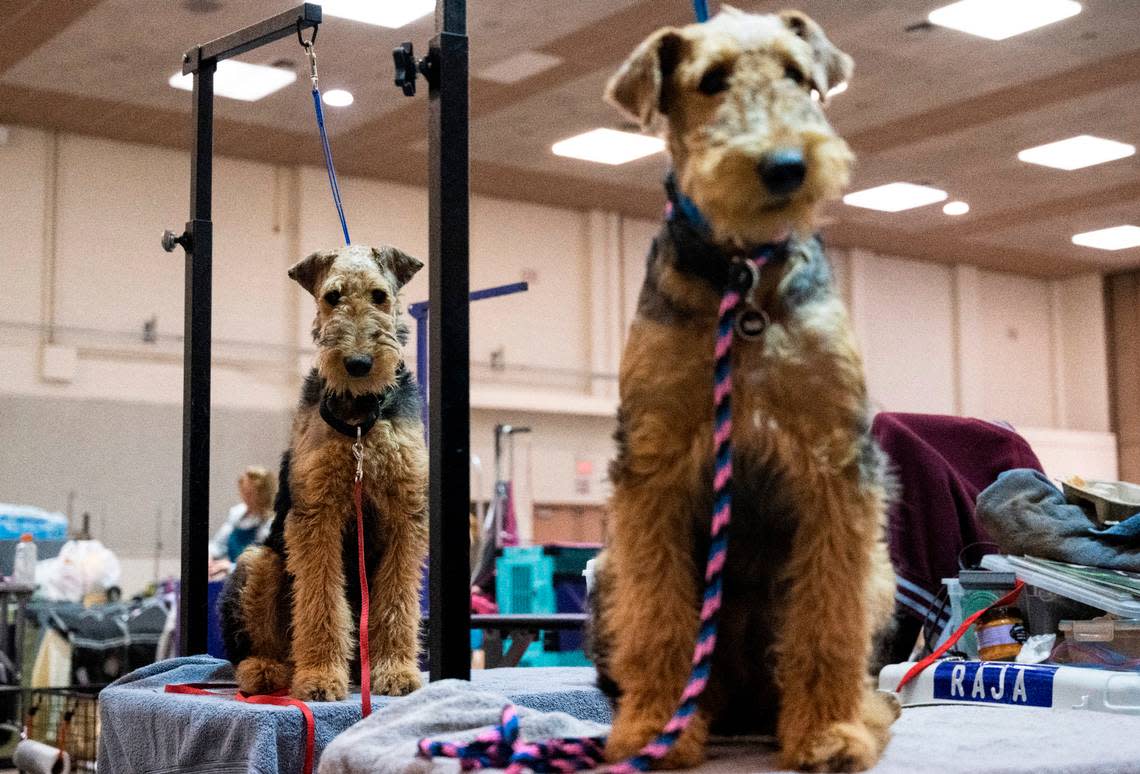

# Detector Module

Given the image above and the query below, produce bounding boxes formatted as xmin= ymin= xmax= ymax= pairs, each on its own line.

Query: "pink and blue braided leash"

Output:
xmin=418 ymin=254 xmax=768 ymax=772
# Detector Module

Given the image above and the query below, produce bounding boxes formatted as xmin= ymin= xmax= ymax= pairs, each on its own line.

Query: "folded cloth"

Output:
xmin=320 ymin=679 xmax=608 ymax=774
xmin=977 ymin=469 xmax=1140 ymax=571
xmin=871 ymin=413 xmax=1045 ymax=631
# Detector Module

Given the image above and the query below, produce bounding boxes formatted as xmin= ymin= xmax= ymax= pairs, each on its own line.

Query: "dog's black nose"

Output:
xmin=758 ymin=149 xmax=806 ymax=196
xmin=344 ymin=355 xmax=373 ymax=377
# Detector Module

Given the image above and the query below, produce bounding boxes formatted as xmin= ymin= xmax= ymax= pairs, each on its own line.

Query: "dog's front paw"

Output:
xmin=236 ymin=657 xmax=290 ymax=695
xmin=780 ymin=720 xmax=882 ymax=773
xmin=372 ymin=664 xmax=422 ymax=697
xmin=291 ymin=667 xmax=348 ymax=702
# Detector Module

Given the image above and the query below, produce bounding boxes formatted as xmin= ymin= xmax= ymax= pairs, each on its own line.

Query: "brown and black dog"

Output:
xmin=590 ymin=8 xmax=898 ymax=772
xmin=221 ymin=244 xmax=427 ymax=702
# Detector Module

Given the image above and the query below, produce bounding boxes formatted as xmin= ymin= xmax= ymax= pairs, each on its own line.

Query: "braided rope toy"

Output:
xmin=418 ymin=253 xmax=770 ymax=772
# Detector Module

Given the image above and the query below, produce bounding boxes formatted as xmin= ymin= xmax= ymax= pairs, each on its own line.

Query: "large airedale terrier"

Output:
xmin=589 ymin=8 xmax=898 ymax=771
xmin=220 ymin=244 xmax=428 ymax=702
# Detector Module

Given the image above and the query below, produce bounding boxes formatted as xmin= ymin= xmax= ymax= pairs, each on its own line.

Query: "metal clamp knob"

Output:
xmin=162 ymin=229 xmax=188 ymax=253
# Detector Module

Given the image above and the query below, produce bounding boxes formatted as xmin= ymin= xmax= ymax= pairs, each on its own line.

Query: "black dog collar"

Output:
xmin=318 ymin=365 xmax=405 ymax=438
xmin=664 ymin=173 xmax=793 ymax=291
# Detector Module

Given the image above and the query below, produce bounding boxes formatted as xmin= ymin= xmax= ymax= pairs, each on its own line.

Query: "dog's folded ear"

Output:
xmin=606 ymin=26 xmax=685 ymax=128
xmin=288 ymin=250 xmax=338 ymax=296
xmin=779 ymin=10 xmax=853 ymax=100
xmin=372 ymin=246 xmax=424 ymax=289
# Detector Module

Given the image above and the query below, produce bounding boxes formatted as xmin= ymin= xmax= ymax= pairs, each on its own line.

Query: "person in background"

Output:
xmin=207 ymin=466 xmax=277 ymax=578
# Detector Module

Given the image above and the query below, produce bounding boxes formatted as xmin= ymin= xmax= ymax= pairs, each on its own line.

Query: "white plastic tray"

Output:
xmin=880 ymin=660 xmax=1140 ymax=715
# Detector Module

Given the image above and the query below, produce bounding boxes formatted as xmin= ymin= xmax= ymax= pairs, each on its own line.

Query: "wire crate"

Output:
xmin=0 ymin=685 xmax=102 ymax=771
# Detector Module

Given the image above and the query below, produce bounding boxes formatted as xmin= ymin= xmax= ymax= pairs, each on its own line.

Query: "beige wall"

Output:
xmin=0 ymin=126 xmax=1118 ymax=590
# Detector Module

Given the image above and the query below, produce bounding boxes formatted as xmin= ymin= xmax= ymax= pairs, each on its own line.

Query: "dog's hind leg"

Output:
xmin=286 ymin=510 xmax=353 ymax=702
xmin=367 ymin=500 xmax=427 ymax=696
xmin=774 ymin=465 xmax=893 ymax=773
xmin=231 ymin=546 xmax=293 ymax=694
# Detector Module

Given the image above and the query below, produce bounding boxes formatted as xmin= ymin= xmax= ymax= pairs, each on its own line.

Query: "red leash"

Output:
xmin=353 ymin=473 xmax=372 ymax=718
xmin=352 ymin=427 xmax=372 ymax=718
xmin=894 ymin=579 xmax=1025 ymax=692
xmin=165 ymin=684 xmax=316 ymax=774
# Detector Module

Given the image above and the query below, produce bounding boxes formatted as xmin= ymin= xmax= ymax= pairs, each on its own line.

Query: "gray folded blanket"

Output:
xmin=319 ymin=679 xmax=608 ymax=774
xmin=977 ymin=469 xmax=1140 ymax=571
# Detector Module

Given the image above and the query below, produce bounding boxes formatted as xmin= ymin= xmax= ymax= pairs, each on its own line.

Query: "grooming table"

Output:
xmin=96 ymin=656 xmax=609 ymax=773
xmin=99 ymin=657 xmax=1140 ymax=774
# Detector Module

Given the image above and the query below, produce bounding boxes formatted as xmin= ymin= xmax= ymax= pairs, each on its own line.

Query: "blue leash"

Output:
xmin=692 ymin=0 xmax=709 ymax=23
xmin=303 ymin=39 xmax=351 ymax=246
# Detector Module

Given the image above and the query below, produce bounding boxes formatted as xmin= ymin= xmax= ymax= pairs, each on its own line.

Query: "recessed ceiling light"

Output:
xmin=322 ymin=89 xmax=354 ymax=107
xmin=1018 ymin=134 xmax=1135 ymax=170
xmin=169 ymin=60 xmax=296 ymax=101
xmin=320 ymin=0 xmax=434 ymax=28
xmin=843 ymin=183 xmax=948 ymax=212
xmin=943 ymin=200 xmax=970 ymax=216
xmin=1071 ymin=225 xmax=1140 ymax=251
xmin=929 ymin=0 xmax=1081 ymax=41
xmin=478 ymin=50 xmax=563 ymax=85
xmin=551 ymin=128 xmax=665 ymax=165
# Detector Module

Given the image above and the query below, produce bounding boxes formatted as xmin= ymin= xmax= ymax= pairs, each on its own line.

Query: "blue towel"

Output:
xmin=977 ymin=469 xmax=1140 ymax=571
xmin=97 ymin=656 xmax=609 ymax=773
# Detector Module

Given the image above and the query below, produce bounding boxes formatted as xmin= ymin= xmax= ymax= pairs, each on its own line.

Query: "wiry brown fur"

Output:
xmin=221 ymin=244 xmax=427 ymax=702
xmin=591 ymin=8 xmax=898 ymax=772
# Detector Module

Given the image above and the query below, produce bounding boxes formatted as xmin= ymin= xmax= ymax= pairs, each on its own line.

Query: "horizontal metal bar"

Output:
xmin=408 ymin=281 xmax=528 ymax=318
xmin=470 ymin=613 xmax=588 ymax=631
xmin=183 ymin=3 xmax=321 ymax=74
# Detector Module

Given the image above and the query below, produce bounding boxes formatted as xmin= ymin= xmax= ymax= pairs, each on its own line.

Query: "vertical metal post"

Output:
xmin=428 ymin=0 xmax=471 ymax=681
xmin=180 ymin=60 xmax=214 ymax=656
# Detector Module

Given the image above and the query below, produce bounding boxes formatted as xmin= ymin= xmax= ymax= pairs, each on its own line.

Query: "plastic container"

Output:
xmin=12 ymin=534 xmax=37 ymax=584
xmin=1052 ymin=618 xmax=1140 ymax=670
xmin=981 ymin=554 xmax=1140 ymax=619
xmin=0 ymin=505 xmax=68 ymax=541
xmin=880 ymin=660 xmax=1140 ymax=715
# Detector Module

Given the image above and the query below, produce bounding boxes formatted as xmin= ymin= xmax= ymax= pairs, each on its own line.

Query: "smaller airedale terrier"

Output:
xmin=220 ymin=244 xmax=427 ymax=702
xmin=590 ymin=8 xmax=898 ymax=772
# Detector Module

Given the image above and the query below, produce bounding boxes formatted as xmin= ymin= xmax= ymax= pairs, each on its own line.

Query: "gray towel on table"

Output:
xmin=977 ymin=469 xmax=1140 ymax=571
xmin=97 ymin=656 xmax=609 ymax=774
xmin=319 ymin=679 xmax=608 ymax=774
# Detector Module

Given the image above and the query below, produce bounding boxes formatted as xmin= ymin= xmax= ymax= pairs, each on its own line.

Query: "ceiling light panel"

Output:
xmin=320 ymin=0 xmax=435 ymax=29
xmin=1071 ymin=225 xmax=1140 ymax=251
xmin=169 ymin=60 xmax=296 ymax=101
xmin=1018 ymin=135 xmax=1135 ymax=170
xmin=843 ymin=183 xmax=948 ymax=212
xmin=928 ymin=0 xmax=1081 ymax=41
xmin=551 ymin=129 xmax=665 ymax=165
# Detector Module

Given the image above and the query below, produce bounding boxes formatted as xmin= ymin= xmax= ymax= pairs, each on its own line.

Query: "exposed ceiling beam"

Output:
xmin=928 ymin=179 xmax=1140 ymax=240
xmin=823 ymin=221 xmax=1092 ymax=278
xmin=846 ymin=47 xmax=1140 ymax=155
xmin=0 ymin=0 xmax=103 ymax=74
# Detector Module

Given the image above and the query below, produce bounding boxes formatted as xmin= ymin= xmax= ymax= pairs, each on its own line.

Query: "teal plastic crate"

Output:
xmin=496 ymin=546 xmax=556 ymax=615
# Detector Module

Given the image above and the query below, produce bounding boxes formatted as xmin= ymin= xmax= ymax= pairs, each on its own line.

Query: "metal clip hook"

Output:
xmin=303 ymin=41 xmax=319 ymax=88
xmin=353 ymin=426 xmax=364 ymax=482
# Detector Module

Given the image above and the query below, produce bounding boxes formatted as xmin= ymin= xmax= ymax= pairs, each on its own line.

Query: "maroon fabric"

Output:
xmin=871 ymin=412 xmax=1044 ymax=623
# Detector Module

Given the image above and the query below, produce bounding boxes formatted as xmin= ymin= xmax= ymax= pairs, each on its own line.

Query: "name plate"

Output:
xmin=932 ymin=662 xmax=1057 ymax=708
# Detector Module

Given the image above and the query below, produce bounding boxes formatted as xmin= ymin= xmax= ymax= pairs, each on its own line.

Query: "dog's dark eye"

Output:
xmin=784 ymin=64 xmax=807 ymax=87
xmin=371 ymin=289 xmax=388 ymax=305
xmin=323 ymin=290 xmax=341 ymax=306
xmin=698 ymin=64 xmax=730 ymax=95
